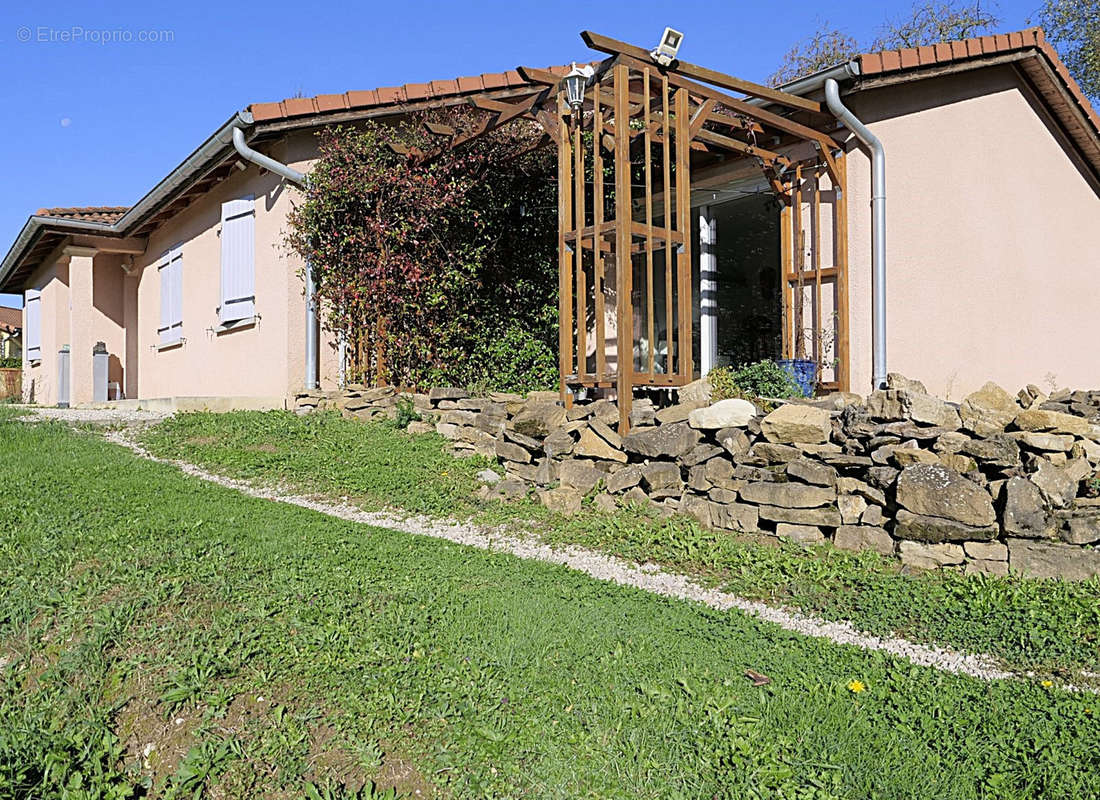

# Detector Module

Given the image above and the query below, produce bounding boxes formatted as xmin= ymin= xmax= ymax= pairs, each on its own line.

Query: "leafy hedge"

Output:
xmin=0 ymin=358 xmax=21 ymax=369
xmin=286 ymin=112 xmax=558 ymax=393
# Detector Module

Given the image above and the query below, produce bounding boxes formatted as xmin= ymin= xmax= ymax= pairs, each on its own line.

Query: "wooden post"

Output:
xmin=614 ymin=63 xmax=634 ymax=434
xmin=812 ymin=167 xmax=822 ymax=373
xmin=593 ymin=86 xmax=607 ymax=382
xmin=780 ymin=202 xmax=792 ymax=359
xmin=557 ymin=93 xmax=574 ymax=405
xmin=835 ymin=153 xmax=851 ymax=392
xmin=573 ymin=114 xmax=587 ymax=379
xmin=644 ymin=69 xmax=655 ymax=380
xmin=792 ymin=164 xmax=804 ymax=360
xmin=674 ymin=87 xmax=693 ymax=381
xmin=662 ymin=75 xmax=673 ymax=378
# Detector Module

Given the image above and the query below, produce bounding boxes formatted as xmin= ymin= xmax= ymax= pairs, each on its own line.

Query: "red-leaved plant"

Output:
xmin=286 ymin=109 xmax=558 ymax=391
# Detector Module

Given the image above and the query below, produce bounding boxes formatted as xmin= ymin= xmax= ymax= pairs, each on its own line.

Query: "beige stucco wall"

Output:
xmin=22 ymin=259 xmax=68 ymax=405
xmin=19 ymin=130 xmax=340 ymax=407
xmin=128 ymin=132 xmax=337 ymax=403
xmin=841 ymin=65 xmax=1100 ymax=399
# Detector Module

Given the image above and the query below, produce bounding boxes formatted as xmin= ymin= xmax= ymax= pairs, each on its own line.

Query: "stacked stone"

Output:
xmin=293 ymin=385 xmax=434 ymax=432
xmin=296 ymin=372 xmax=1100 ymax=580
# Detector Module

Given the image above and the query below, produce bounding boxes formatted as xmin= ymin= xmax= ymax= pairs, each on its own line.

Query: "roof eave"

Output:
xmin=0 ymin=110 xmax=255 ymax=293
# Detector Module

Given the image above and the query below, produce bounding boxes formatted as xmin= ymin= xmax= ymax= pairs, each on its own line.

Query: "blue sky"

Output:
xmin=0 ymin=0 xmax=1041 ymax=308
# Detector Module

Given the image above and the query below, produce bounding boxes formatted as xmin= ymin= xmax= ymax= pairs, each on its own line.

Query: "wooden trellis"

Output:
xmin=780 ymin=159 xmax=850 ymax=392
xmin=523 ymin=32 xmax=850 ymax=431
xmin=381 ymin=30 xmax=851 ymax=432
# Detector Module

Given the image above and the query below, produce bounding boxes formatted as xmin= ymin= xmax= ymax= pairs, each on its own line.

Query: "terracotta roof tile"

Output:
xmin=855 ymin=27 xmax=1100 ymax=176
xmin=0 ymin=306 xmax=20 ymax=331
xmin=403 ymin=82 xmax=432 ymax=100
xmin=456 ymin=76 xmax=484 ymax=93
xmin=247 ymin=66 xmax=562 ymax=124
xmin=34 ymin=206 xmax=128 ymax=224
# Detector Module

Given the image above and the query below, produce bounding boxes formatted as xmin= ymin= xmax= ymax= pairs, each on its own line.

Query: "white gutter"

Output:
xmin=824 ymin=78 xmax=887 ymax=390
xmin=231 ymin=127 xmax=305 ymax=185
xmin=229 ymin=127 xmax=318 ymax=391
xmin=0 ymin=111 xmax=320 ymax=391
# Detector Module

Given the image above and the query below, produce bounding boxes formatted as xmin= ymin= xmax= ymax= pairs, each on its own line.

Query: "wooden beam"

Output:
xmin=780 ymin=203 xmax=792 ymax=359
xmin=451 ymin=90 xmax=548 ymax=148
xmin=613 ymin=63 xmax=634 ymax=434
xmin=423 ymin=121 xmax=455 ymax=136
xmin=558 ymin=91 xmax=575 ymax=402
xmin=688 ymin=98 xmax=716 ymax=139
xmin=662 ymin=74 xmax=673 ymax=384
xmin=593 ymin=84 xmax=607 ymax=382
xmin=792 ymin=164 xmax=804 ymax=360
xmin=534 ymin=108 xmax=561 ymax=146
xmin=674 ymin=86 xmax=692 ymax=382
xmin=573 ymin=115 xmax=586 ymax=382
xmin=694 ymin=128 xmax=788 ymax=164
xmin=580 ymin=30 xmax=822 ymax=114
xmin=468 ymin=93 xmax=541 ymax=113
xmin=617 ymin=54 xmax=835 ymax=150
xmin=835 ymin=154 xmax=851 ymax=393
xmin=644 ymin=68 xmax=655 ymax=381
xmin=516 ymin=65 xmax=561 ymax=86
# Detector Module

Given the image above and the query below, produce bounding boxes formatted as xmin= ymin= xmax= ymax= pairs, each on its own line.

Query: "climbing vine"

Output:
xmin=286 ymin=109 xmax=558 ymax=391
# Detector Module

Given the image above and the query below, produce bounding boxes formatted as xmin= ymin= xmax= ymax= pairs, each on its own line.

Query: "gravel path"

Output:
xmin=93 ymin=427 xmax=1090 ymax=692
xmin=14 ymin=406 xmax=169 ymax=426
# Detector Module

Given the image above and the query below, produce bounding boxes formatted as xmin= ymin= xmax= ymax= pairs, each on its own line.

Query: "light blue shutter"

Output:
xmin=220 ymin=196 xmax=255 ymax=323
xmin=24 ymin=289 xmax=41 ymax=360
xmin=158 ymin=246 xmax=183 ymax=345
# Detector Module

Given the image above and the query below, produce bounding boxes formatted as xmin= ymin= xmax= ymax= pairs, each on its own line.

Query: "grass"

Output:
xmin=142 ymin=410 xmax=1100 ymax=677
xmin=3 ymin=416 xmax=1100 ymax=798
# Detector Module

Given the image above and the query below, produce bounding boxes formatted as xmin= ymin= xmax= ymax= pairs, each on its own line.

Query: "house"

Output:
xmin=1 ymin=27 xmax=1096 ymax=412
xmin=0 ymin=306 xmax=20 ymax=360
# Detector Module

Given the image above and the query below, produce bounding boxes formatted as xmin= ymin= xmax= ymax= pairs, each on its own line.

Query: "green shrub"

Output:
xmin=0 ymin=357 xmax=20 ymax=369
xmin=709 ymin=360 xmax=803 ymax=402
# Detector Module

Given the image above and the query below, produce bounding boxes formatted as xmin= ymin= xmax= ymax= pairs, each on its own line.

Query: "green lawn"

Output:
xmin=4 ymin=417 xmax=1100 ymax=799
xmin=143 ymin=411 xmax=1100 ymax=678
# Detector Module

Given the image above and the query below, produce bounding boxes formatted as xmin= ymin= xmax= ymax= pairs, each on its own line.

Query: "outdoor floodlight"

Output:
xmin=651 ymin=27 xmax=684 ymax=66
xmin=562 ymin=62 xmax=594 ymax=114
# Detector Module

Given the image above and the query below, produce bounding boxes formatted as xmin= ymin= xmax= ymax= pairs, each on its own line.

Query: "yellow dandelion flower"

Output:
xmin=1041 ymin=680 xmax=1054 ymax=688
xmin=847 ymin=680 xmax=866 ymax=694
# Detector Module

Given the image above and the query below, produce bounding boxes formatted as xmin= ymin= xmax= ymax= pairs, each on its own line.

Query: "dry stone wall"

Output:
xmin=295 ymin=375 xmax=1100 ymax=581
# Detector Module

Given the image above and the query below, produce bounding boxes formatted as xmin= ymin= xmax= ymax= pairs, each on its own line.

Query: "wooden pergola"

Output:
xmin=423 ymin=31 xmax=851 ymax=432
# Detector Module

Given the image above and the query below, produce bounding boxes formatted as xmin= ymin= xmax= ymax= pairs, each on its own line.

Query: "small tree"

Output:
xmin=768 ymin=25 xmax=861 ymax=86
xmin=872 ymin=1 xmax=1000 ymax=50
xmin=1032 ymin=0 xmax=1100 ymax=100
xmin=768 ymin=2 xmax=1000 ymax=86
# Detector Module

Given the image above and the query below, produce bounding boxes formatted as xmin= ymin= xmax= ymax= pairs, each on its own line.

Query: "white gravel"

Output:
xmin=15 ymin=405 xmax=169 ymax=426
xmin=96 ymin=428 xmax=1093 ymax=692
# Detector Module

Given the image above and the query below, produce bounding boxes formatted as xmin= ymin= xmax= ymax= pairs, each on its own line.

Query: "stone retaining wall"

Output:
xmin=295 ymin=375 xmax=1100 ymax=581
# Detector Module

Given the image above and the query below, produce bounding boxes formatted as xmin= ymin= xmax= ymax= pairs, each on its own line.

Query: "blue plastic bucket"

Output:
xmin=776 ymin=358 xmax=817 ymax=397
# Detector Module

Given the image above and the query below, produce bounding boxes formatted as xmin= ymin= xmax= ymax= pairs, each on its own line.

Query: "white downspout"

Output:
xmin=231 ymin=126 xmax=319 ymax=390
xmin=824 ymin=79 xmax=887 ymax=390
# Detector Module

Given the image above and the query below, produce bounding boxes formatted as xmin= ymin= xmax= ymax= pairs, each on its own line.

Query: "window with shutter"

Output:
xmin=25 ymin=288 xmax=41 ymax=361
xmin=219 ymin=196 xmax=256 ymax=324
xmin=157 ymin=245 xmax=183 ymax=346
